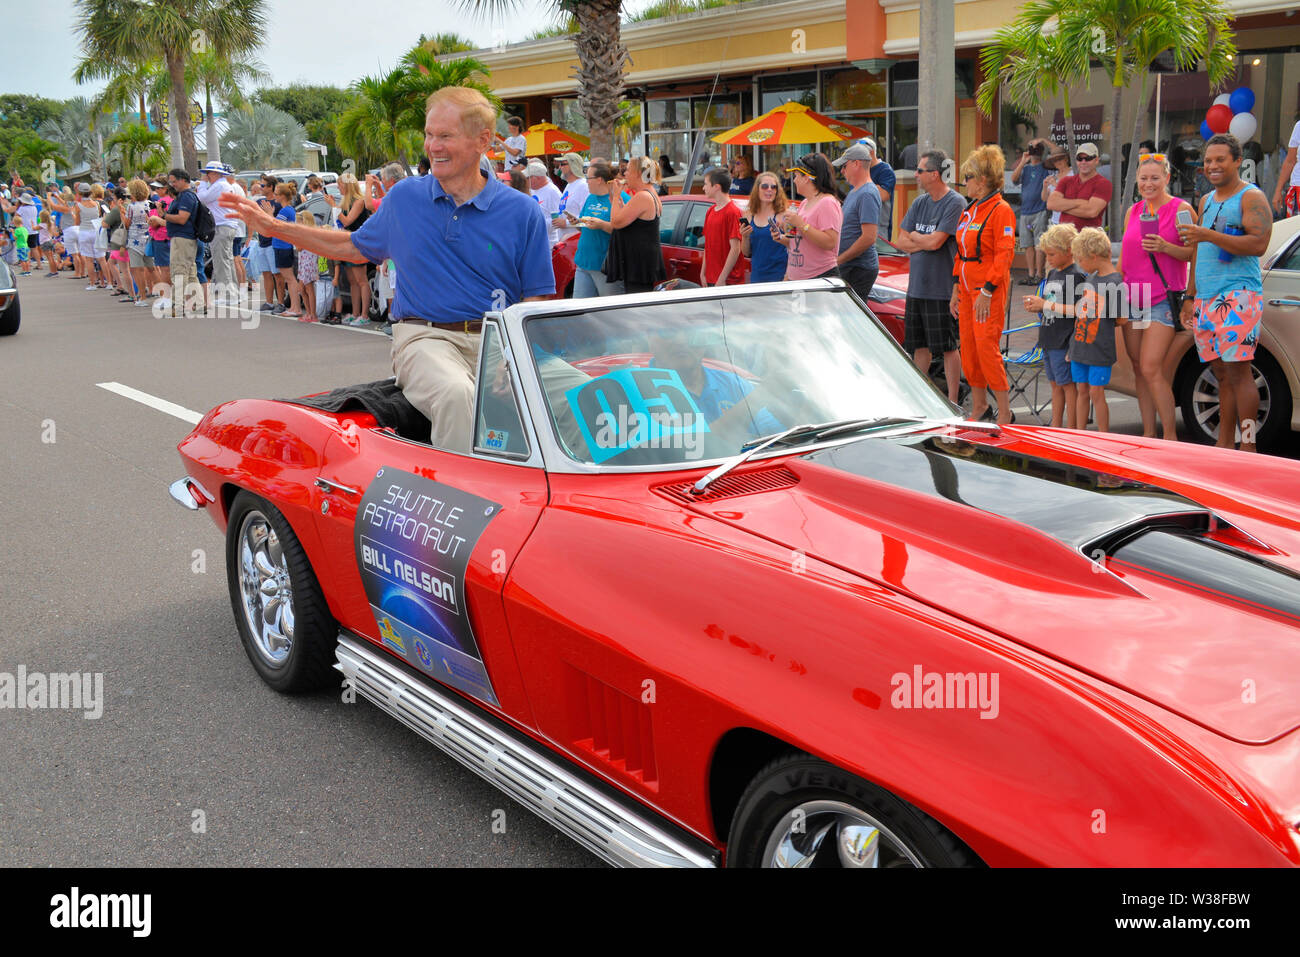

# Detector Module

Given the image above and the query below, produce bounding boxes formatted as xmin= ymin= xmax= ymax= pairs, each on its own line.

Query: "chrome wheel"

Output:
xmin=761 ymin=799 xmax=924 ymax=868
xmin=1190 ymin=363 xmax=1271 ymax=443
xmin=237 ymin=510 xmax=295 ymax=667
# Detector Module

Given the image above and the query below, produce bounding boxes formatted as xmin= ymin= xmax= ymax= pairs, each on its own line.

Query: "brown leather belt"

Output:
xmin=397 ymin=318 xmax=483 ymax=333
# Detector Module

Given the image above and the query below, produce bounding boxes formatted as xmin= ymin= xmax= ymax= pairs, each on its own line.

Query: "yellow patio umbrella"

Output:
xmin=711 ymin=102 xmax=870 ymax=146
xmin=524 ymin=123 xmax=590 ymax=156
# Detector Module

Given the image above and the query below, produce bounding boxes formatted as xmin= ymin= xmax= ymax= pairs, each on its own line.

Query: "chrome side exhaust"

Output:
xmin=334 ymin=633 xmax=717 ymax=868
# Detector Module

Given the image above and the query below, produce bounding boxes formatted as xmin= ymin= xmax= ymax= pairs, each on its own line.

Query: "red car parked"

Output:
xmin=551 ymin=195 xmax=910 ymax=342
xmin=171 ymin=282 xmax=1300 ymax=868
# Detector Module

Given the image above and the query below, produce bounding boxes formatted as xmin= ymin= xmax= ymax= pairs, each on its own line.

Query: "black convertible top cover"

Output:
xmin=282 ymin=379 xmax=431 ymax=443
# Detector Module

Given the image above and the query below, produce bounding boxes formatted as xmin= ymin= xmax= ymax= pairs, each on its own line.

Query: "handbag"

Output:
xmin=144 ymin=238 xmax=155 ymax=258
xmin=1146 ymin=251 xmax=1183 ymax=317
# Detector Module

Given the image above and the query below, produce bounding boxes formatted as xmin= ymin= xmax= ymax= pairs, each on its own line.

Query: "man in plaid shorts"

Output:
xmin=894 ymin=149 xmax=967 ymax=401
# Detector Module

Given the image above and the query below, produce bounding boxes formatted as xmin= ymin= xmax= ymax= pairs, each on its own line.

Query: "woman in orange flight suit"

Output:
xmin=949 ymin=145 xmax=1016 ymax=424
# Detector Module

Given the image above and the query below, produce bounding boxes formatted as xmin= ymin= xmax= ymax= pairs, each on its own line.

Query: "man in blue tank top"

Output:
xmin=1177 ymin=133 xmax=1273 ymax=453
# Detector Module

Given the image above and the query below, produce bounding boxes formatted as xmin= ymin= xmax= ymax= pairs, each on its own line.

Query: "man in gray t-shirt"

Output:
xmin=894 ymin=149 xmax=967 ymax=401
xmin=832 ymin=144 xmax=881 ymax=302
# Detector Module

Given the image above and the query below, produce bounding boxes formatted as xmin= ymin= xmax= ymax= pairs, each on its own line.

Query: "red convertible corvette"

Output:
xmin=170 ymin=281 xmax=1300 ymax=867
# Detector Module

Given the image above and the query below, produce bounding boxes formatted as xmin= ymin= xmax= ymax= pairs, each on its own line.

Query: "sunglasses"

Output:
xmin=963 ymin=174 xmax=976 ymax=181
xmin=1138 ymin=152 xmax=1167 ymax=163
xmin=758 ymin=183 xmax=778 ymax=189
xmin=1077 ymin=155 xmax=1097 ymax=161
xmin=916 ymin=167 xmax=933 ymax=174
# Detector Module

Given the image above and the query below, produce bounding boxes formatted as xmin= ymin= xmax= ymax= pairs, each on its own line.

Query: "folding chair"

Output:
xmin=1001 ymin=305 xmax=1050 ymax=424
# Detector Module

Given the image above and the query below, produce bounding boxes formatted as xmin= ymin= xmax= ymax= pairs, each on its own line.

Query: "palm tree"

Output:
xmin=222 ymin=104 xmax=307 ymax=169
xmin=39 ymin=97 xmax=103 ymax=178
xmin=9 ymin=134 xmax=69 ymax=185
xmin=405 ymin=33 xmax=478 ymax=58
xmin=401 ymin=51 xmax=497 ymax=115
xmin=977 ymin=16 xmax=1091 ymax=169
xmin=1011 ymin=0 xmax=1236 ymax=236
xmin=337 ymin=69 xmax=420 ymax=167
xmin=72 ymin=0 xmax=267 ymax=174
xmin=105 ymin=123 xmax=169 ymax=177
xmin=463 ymin=0 xmax=630 ymax=159
xmin=188 ymin=49 xmax=269 ymax=165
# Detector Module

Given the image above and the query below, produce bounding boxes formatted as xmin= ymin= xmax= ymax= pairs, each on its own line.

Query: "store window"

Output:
xmin=645 ymin=94 xmax=743 ymax=177
xmin=823 ymin=67 xmax=887 ymax=112
xmin=761 ymin=73 xmax=816 ymax=113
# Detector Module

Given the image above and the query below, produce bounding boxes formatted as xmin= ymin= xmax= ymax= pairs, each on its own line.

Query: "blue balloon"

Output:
xmin=1229 ymin=87 xmax=1255 ymax=114
xmin=1200 ymin=120 xmax=1213 ymax=140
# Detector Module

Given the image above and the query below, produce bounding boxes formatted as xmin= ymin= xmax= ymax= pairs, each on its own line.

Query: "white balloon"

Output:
xmin=1213 ymin=93 xmax=1232 ymax=107
xmin=1229 ymin=111 xmax=1257 ymax=142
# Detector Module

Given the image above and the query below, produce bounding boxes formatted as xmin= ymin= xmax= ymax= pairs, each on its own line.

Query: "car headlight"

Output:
xmin=868 ymin=284 xmax=907 ymax=303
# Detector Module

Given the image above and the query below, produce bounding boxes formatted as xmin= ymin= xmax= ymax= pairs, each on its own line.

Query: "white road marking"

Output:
xmin=96 ymin=382 xmax=203 ymax=424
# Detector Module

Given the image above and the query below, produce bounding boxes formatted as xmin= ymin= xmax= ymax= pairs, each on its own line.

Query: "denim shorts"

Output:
xmin=1070 ymin=360 xmax=1111 ymax=387
xmin=1044 ymin=348 xmax=1072 ymax=384
xmin=151 ymin=240 xmax=170 ymax=267
xmin=1146 ymin=299 xmax=1176 ymax=328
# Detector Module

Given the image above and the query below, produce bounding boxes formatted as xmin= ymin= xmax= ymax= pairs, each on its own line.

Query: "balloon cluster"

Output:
xmin=1201 ymin=88 xmax=1256 ymax=142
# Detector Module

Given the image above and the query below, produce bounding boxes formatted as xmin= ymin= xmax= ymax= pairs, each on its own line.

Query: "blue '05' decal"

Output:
xmin=565 ymin=367 xmax=708 ymax=463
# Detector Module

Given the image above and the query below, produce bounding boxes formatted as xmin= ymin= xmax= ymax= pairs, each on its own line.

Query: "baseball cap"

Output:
xmin=1076 ymin=142 xmax=1099 ymax=159
xmin=524 ymin=160 xmax=549 ymax=178
xmin=559 ymin=152 xmax=584 ymax=177
xmin=199 ymin=160 xmax=227 ymax=174
xmin=856 ymin=137 xmax=878 ymax=157
xmin=832 ymin=144 xmax=872 ymax=167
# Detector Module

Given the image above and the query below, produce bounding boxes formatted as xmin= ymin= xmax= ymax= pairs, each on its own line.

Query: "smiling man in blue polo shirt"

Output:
xmin=220 ymin=86 xmax=555 ymax=451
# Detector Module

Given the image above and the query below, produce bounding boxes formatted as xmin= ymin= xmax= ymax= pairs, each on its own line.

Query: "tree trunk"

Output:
xmin=206 ymin=85 xmax=220 ymax=164
xmin=573 ymin=0 xmax=631 ymax=161
xmin=1120 ymin=70 xmax=1150 ymax=215
xmin=94 ymin=126 xmax=105 ymax=181
xmin=1109 ymin=77 xmax=1123 ymax=239
xmin=168 ymin=87 xmax=184 ymax=169
xmin=166 ymin=50 xmax=198 ymax=174
xmin=1061 ymin=88 xmax=1079 ymax=177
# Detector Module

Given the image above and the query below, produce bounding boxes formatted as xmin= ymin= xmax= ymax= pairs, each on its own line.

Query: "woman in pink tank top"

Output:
xmin=1118 ymin=154 xmax=1195 ymax=441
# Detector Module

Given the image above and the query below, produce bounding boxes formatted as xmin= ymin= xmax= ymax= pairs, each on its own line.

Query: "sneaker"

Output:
xmin=380 ymin=323 xmax=393 ymax=337
xmin=135 ymin=298 xmax=151 ymax=307
xmin=272 ymin=304 xmax=286 ymax=314
xmin=85 ymin=284 xmax=97 ymax=291
xmin=258 ymin=302 xmax=274 ymax=311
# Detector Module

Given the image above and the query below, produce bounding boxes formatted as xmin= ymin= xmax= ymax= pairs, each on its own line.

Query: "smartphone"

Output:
xmin=740 ymin=217 xmax=751 ymax=228
xmin=1176 ymin=208 xmax=1194 ymax=228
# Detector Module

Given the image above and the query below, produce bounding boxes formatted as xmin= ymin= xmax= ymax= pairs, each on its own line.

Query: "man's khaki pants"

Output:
xmin=391 ymin=322 xmax=480 ymax=453
xmin=169 ymin=237 xmax=198 ymax=317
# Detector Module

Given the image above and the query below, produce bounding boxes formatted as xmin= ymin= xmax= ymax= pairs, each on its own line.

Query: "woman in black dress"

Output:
xmin=600 ymin=156 xmax=666 ymax=294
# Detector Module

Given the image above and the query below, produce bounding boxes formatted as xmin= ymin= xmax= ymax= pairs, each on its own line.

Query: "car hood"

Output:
xmin=662 ymin=431 xmax=1300 ymax=744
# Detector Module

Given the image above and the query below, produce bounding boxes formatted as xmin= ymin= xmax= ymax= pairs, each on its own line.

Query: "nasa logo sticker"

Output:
xmin=414 ymin=638 xmax=432 ymax=669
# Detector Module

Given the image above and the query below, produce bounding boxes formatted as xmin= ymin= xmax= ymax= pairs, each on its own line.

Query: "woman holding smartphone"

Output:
xmin=739 ymin=171 xmax=790 ymax=283
xmin=1118 ymin=153 xmax=1194 ymax=441
xmin=571 ymin=160 xmax=623 ymax=297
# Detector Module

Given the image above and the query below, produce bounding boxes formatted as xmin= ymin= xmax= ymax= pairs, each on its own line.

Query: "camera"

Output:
xmin=1027 ymin=143 xmax=1045 ymax=157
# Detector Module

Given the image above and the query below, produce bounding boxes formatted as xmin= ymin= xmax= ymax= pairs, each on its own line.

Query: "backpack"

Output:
xmin=191 ymin=194 xmax=216 ymax=243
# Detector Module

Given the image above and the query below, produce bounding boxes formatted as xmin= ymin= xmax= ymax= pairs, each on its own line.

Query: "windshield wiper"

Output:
xmin=692 ymin=418 xmax=929 ymax=497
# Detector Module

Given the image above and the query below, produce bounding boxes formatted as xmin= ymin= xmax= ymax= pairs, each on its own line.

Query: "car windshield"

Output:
xmin=522 ymin=287 xmax=956 ymax=468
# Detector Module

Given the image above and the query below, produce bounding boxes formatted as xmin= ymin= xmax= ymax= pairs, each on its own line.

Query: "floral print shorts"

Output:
xmin=1193 ymin=289 xmax=1262 ymax=363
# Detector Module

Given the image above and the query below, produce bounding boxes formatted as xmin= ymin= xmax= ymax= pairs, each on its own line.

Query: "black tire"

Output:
xmin=225 ymin=490 xmax=337 ymax=692
xmin=1176 ymin=348 xmax=1291 ymax=451
xmin=726 ymin=752 xmax=979 ymax=868
xmin=0 ymin=298 xmax=19 ymax=336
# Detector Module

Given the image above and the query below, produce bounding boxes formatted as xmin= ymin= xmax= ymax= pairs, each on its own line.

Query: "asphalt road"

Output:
xmin=0 ymin=276 xmax=598 ymax=867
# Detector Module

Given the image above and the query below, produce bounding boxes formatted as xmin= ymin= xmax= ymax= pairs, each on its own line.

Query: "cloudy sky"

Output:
xmin=3 ymin=0 xmax=652 ymax=104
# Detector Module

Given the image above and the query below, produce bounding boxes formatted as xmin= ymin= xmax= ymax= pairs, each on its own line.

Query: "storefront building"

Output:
xmin=474 ymin=0 xmax=1300 ymax=221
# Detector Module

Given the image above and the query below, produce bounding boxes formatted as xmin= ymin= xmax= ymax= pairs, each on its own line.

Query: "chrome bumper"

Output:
xmin=168 ymin=476 xmax=214 ymax=510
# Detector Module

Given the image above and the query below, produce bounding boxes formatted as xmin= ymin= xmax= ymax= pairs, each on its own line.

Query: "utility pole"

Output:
xmin=918 ymin=0 xmax=956 ymax=160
